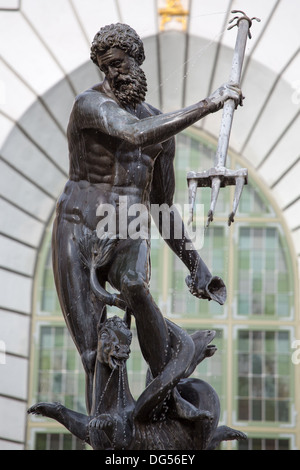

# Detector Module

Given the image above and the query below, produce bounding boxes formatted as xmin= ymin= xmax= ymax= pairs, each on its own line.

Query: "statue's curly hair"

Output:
xmin=90 ymin=23 xmax=145 ymax=66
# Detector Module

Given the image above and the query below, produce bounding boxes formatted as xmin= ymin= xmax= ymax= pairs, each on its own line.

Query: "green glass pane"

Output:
xmin=252 ymin=399 xmax=262 ymax=420
xmin=238 ymin=331 xmax=249 ymax=352
xmin=265 ymin=251 xmax=275 ymax=270
xmin=278 ymin=354 xmax=290 ymax=375
xmin=278 ymin=440 xmax=290 ymax=450
xmin=278 ymin=331 xmax=289 ymax=353
xmin=54 ymin=328 xmax=64 ymax=348
xmin=53 ymin=373 xmax=62 ymax=394
xmin=240 ymin=228 xmax=251 ymax=249
xmin=252 ymin=354 xmax=262 ymax=374
xmin=63 ymin=434 xmax=73 ymax=450
xmin=265 ymin=377 xmax=275 ymax=398
xmin=238 ymin=377 xmax=249 ymax=396
xmin=66 ymin=350 xmax=76 ymax=370
xmin=65 ymin=395 xmax=74 ymax=409
xmin=239 ymin=353 xmax=250 ymax=375
xmin=238 ymin=399 xmax=249 ymax=420
xmin=265 ymin=294 xmax=275 ymax=315
xmin=252 ymin=331 xmax=263 ymax=352
xmin=266 ymin=228 xmax=277 ymax=249
xmin=265 ymin=354 xmax=275 ymax=375
xmin=252 ymin=439 xmax=262 ymax=450
xmin=40 ymin=350 xmax=51 ymax=370
xmin=265 ymin=331 xmax=275 ymax=353
xmin=50 ymin=434 xmax=60 ymax=450
xmin=239 ymin=270 xmax=250 ymax=291
xmin=278 ymin=377 xmax=289 ymax=398
xmin=252 ymin=251 xmax=263 ymax=271
xmin=252 ymin=274 xmax=262 ymax=293
xmin=278 ymin=401 xmax=289 ymax=422
xmin=35 ymin=433 xmax=47 ymax=450
xmin=238 ymin=295 xmax=249 ymax=315
xmin=239 ymin=250 xmax=250 ymax=269
xmin=278 ymin=273 xmax=289 ymax=292
xmin=53 ymin=351 xmax=63 ymax=370
xmin=252 ymin=377 xmax=262 ymax=397
xmin=278 ymin=294 xmax=290 ymax=317
xmin=41 ymin=327 xmax=53 ymax=349
xmin=265 ymin=400 xmax=275 ymax=421
xmin=252 ymin=293 xmax=262 ymax=315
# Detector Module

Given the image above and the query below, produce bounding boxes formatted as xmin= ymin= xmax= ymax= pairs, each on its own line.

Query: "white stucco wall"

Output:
xmin=0 ymin=0 xmax=299 ymax=448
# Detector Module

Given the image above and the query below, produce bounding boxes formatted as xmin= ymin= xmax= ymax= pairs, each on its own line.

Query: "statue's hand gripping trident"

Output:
xmin=187 ymin=11 xmax=260 ymax=227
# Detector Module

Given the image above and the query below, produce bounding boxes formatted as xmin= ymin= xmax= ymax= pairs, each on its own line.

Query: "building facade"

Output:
xmin=0 ymin=0 xmax=299 ymax=450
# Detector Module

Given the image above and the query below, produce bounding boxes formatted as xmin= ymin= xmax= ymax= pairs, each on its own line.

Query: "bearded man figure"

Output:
xmin=52 ymin=23 xmax=242 ymax=413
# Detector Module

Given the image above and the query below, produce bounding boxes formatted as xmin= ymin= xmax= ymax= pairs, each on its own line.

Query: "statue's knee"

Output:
xmin=121 ymin=270 xmax=148 ymax=298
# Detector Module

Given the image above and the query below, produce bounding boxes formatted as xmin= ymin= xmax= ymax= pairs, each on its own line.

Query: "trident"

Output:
xmin=187 ymin=11 xmax=260 ymax=227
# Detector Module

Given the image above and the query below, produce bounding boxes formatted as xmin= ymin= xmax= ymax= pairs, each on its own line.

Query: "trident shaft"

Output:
xmin=187 ymin=11 xmax=260 ymax=227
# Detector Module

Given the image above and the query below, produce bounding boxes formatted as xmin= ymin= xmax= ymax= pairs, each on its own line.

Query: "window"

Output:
xmin=237 ymin=330 xmax=291 ymax=423
xmin=37 ymin=326 xmax=86 ymax=413
xmin=238 ymin=437 xmax=290 ymax=450
xmin=28 ymin=129 xmax=297 ymax=450
xmin=35 ymin=432 xmax=85 ymax=450
xmin=237 ymin=227 xmax=292 ymax=318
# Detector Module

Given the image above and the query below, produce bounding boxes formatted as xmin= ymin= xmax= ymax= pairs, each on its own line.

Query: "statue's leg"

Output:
xmin=107 ymin=239 xmax=171 ymax=378
xmin=207 ymin=425 xmax=247 ymax=450
xmin=52 ymin=216 xmax=105 ymax=414
xmin=28 ymin=402 xmax=89 ymax=443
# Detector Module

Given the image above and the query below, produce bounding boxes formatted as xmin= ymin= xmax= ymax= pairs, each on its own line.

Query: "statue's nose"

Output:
xmin=115 ymin=344 xmax=130 ymax=359
xmin=108 ymin=66 xmax=118 ymax=79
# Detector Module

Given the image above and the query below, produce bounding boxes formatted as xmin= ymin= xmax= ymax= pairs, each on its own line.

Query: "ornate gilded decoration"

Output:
xmin=159 ymin=0 xmax=189 ymax=31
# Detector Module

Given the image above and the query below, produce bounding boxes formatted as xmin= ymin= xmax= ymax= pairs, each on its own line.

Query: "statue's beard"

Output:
xmin=111 ymin=63 xmax=147 ymax=108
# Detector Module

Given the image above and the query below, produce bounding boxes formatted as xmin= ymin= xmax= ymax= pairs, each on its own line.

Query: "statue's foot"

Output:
xmin=224 ymin=427 xmax=247 ymax=441
xmin=28 ymin=402 xmax=62 ymax=417
xmin=207 ymin=425 xmax=247 ymax=449
xmin=172 ymin=389 xmax=214 ymax=422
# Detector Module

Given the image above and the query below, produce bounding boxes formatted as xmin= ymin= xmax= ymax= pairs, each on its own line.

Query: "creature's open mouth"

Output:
xmin=206 ymin=331 xmax=217 ymax=356
xmin=206 ymin=343 xmax=217 ymax=357
xmin=109 ymin=355 xmax=128 ymax=370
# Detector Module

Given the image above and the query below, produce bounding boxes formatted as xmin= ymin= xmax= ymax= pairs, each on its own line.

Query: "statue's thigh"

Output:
xmin=108 ymin=239 xmax=150 ymax=291
xmin=52 ymin=220 xmax=101 ymax=351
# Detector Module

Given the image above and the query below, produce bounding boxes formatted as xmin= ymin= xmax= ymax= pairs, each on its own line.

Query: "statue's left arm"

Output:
xmin=150 ymin=134 xmax=226 ymax=305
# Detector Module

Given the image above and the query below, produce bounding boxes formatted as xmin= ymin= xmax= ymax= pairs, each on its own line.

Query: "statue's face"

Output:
xmin=97 ymin=320 xmax=132 ymax=370
xmin=97 ymin=48 xmax=132 ymax=87
xmin=97 ymin=47 xmax=147 ymax=107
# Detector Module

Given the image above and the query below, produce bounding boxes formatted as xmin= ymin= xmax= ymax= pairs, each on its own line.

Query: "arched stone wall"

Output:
xmin=0 ymin=0 xmax=299 ymax=448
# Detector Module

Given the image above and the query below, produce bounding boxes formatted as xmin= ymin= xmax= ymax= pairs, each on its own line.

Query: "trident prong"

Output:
xmin=187 ymin=11 xmax=260 ymax=228
xmin=228 ymin=10 xmax=261 ymax=39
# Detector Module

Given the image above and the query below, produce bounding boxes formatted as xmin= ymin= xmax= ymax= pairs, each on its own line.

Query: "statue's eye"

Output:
xmin=110 ymin=60 xmax=122 ymax=68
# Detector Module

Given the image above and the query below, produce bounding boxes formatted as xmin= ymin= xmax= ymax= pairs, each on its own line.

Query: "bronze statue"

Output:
xmin=28 ymin=310 xmax=246 ymax=450
xmin=28 ymin=22 xmax=246 ymax=450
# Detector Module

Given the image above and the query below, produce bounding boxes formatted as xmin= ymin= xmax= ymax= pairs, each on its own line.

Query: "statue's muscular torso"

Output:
xmin=58 ymin=86 xmax=165 ymax=231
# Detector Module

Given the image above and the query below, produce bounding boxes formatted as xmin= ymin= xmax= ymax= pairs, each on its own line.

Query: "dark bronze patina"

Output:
xmin=28 ymin=20 xmax=250 ymax=450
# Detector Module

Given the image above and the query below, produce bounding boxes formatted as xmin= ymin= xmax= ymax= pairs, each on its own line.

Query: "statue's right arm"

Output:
xmin=73 ymin=90 xmax=223 ymax=147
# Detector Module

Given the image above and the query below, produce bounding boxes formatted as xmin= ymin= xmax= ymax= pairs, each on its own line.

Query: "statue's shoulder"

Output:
xmin=73 ymin=85 xmax=112 ymax=111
